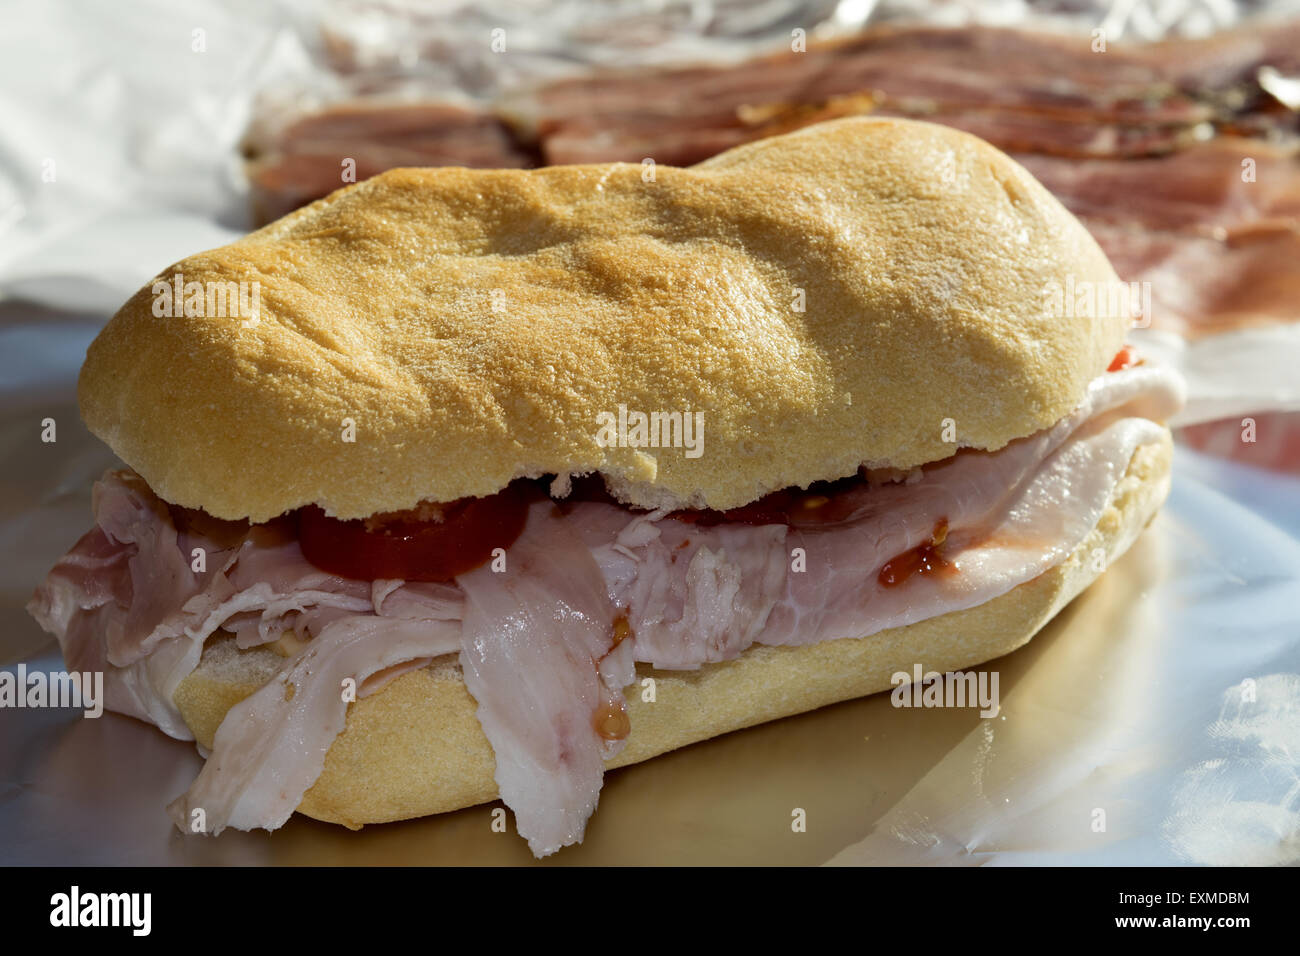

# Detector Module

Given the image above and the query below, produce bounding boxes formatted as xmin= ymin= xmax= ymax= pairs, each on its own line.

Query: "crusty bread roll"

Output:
xmin=171 ymin=433 xmax=1171 ymax=828
xmin=79 ymin=117 xmax=1125 ymax=522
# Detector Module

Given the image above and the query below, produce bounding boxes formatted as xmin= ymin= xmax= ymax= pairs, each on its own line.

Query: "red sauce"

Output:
xmin=878 ymin=519 xmax=953 ymax=588
xmin=594 ymin=700 xmax=631 ymax=741
xmin=592 ymin=613 xmax=634 ymax=740
xmin=609 ymin=614 xmax=631 ymax=651
xmin=1108 ymin=345 xmax=1143 ymax=372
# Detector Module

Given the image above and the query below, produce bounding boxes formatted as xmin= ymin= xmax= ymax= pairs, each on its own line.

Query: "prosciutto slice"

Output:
xmin=765 ymin=367 xmax=1180 ymax=648
xmin=456 ymin=502 xmax=632 ymax=857
xmin=168 ymin=610 xmax=462 ymax=834
xmin=29 ymin=365 xmax=1184 ymax=857
xmin=29 ymin=475 xmax=428 ymax=739
xmin=573 ymin=366 xmax=1183 ymax=671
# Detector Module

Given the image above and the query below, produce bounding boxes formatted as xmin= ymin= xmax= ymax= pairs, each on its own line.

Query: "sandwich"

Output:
xmin=28 ymin=117 xmax=1185 ymax=857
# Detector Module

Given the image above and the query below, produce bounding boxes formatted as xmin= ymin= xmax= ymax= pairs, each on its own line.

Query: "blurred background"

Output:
xmin=1 ymin=0 xmax=1298 ymax=865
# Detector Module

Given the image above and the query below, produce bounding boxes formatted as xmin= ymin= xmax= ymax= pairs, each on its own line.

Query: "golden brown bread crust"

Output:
xmin=80 ymin=117 xmax=1125 ymax=521
xmin=171 ymin=432 xmax=1171 ymax=827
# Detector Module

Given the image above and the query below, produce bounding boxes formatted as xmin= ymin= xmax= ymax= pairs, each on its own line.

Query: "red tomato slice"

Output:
xmin=298 ymin=482 xmax=535 ymax=582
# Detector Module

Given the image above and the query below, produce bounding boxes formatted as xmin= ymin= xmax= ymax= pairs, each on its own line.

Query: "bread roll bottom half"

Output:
xmin=171 ymin=432 xmax=1172 ymax=829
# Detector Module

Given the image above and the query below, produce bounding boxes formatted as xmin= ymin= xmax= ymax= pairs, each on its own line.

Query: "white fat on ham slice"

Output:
xmin=455 ymin=501 xmax=630 ymax=857
xmin=374 ymin=580 xmax=465 ymax=620
xmin=587 ymin=514 xmax=788 ymax=668
xmin=167 ymin=614 xmax=462 ymax=834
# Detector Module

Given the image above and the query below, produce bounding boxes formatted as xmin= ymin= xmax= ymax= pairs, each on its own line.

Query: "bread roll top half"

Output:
xmin=80 ymin=117 xmax=1126 ymax=522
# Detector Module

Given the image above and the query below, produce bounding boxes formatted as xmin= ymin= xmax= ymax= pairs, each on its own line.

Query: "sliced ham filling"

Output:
xmin=28 ymin=365 xmax=1184 ymax=857
xmin=456 ymin=504 xmax=636 ymax=855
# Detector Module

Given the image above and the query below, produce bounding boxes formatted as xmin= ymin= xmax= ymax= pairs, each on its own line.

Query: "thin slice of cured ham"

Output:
xmin=578 ymin=366 xmax=1184 ymax=668
xmin=455 ymin=502 xmax=632 ymax=857
xmin=167 ymin=610 xmax=462 ymax=834
xmin=29 ymin=475 xmax=424 ymax=739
